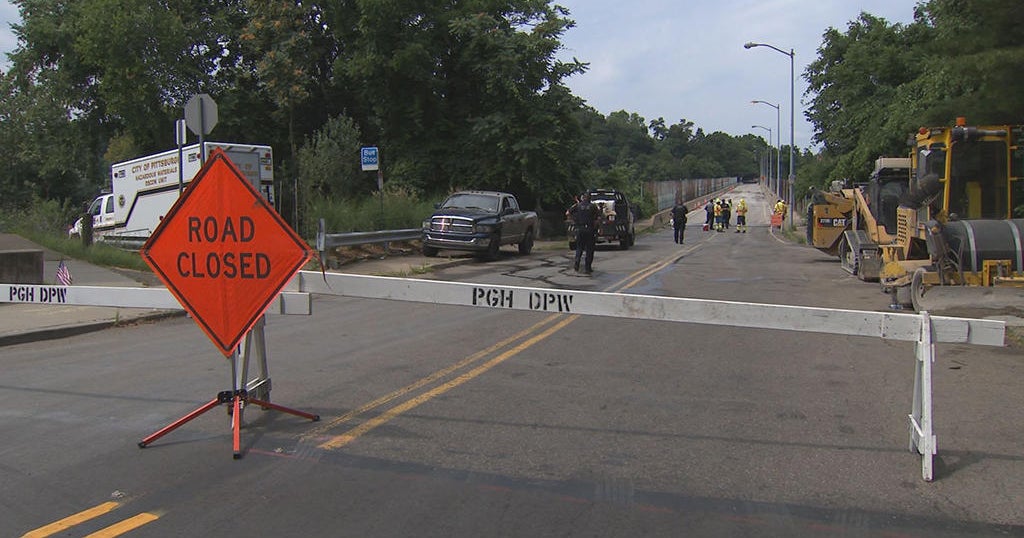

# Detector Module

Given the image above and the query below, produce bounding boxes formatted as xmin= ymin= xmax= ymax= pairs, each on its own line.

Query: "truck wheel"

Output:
xmin=910 ymin=268 xmax=928 ymax=312
xmin=484 ymin=236 xmax=501 ymax=261
xmin=518 ymin=229 xmax=534 ymax=255
xmin=422 ymin=245 xmax=439 ymax=257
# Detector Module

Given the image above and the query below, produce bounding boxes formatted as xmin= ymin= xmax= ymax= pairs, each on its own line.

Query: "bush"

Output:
xmin=308 ymin=187 xmax=436 ymax=236
xmin=0 ymin=197 xmax=77 ymax=235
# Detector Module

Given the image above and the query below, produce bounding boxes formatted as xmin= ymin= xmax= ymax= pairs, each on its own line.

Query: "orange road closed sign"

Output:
xmin=141 ymin=149 xmax=311 ymax=356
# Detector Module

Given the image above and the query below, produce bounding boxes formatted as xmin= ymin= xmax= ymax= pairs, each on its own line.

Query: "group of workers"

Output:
xmin=703 ymin=198 xmax=749 ymax=233
xmin=569 ymin=192 xmax=791 ymax=273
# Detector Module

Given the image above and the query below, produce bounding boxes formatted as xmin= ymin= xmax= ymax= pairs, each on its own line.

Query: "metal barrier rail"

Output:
xmin=315 ymin=218 xmax=420 ymax=252
xmin=2 ymin=273 xmax=1007 ymax=481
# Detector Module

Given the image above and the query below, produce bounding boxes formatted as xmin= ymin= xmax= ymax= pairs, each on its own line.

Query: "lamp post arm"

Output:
xmin=744 ymin=42 xmax=792 ymax=58
xmin=745 ymin=41 xmax=797 ymax=229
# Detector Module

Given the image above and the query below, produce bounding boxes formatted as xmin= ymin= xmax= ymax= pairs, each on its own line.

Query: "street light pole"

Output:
xmin=745 ymin=42 xmax=796 ymax=230
xmin=751 ymin=100 xmax=781 ymax=203
xmin=751 ymin=124 xmax=772 ymax=193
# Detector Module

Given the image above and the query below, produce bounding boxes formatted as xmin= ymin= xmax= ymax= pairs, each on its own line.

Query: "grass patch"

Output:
xmin=2 ymin=198 xmax=152 ymax=271
xmin=306 ymin=188 xmax=437 ymax=237
xmin=21 ymin=231 xmax=152 ymax=271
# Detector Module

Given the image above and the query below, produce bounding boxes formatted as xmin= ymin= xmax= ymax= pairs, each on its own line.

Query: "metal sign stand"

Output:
xmin=909 ymin=311 xmax=937 ymax=481
xmin=138 ymin=316 xmax=319 ymax=459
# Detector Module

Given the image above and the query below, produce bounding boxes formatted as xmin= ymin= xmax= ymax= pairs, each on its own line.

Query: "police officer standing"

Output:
xmin=671 ymin=200 xmax=688 ymax=244
xmin=567 ymin=192 xmax=599 ymax=273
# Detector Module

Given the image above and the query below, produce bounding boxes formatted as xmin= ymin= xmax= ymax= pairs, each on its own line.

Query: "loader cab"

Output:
xmin=866 ymin=158 xmax=910 ymax=234
xmin=913 ymin=121 xmax=1016 ymax=220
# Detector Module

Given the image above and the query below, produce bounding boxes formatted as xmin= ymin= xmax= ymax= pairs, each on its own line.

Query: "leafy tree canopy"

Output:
xmin=4 ymin=0 xmax=1017 ymax=229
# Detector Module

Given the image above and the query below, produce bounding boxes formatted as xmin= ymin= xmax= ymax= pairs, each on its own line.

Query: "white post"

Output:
xmin=909 ymin=311 xmax=936 ymax=481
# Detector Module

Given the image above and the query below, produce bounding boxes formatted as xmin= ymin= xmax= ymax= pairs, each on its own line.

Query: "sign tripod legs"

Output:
xmin=137 ymin=318 xmax=320 ymax=459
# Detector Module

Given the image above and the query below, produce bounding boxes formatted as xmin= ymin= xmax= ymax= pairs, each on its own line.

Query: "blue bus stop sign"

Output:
xmin=361 ymin=147 xmax=379 ymax=171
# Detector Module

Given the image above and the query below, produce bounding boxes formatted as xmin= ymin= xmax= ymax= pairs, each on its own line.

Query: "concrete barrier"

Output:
xmin=0 ymin=249 xmax=44 ymax=284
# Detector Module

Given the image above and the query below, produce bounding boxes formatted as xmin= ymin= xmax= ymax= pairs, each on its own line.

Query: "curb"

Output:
xmin=0 ymin=310 xmax=187 ymax=348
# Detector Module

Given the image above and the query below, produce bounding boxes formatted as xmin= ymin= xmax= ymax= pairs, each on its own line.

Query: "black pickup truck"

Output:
xmin=421 ymin=191 xmax=538 ymax=260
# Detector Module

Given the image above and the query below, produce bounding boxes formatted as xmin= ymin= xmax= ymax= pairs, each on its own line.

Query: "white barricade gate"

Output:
xmin=1 ymin=273 xmax=1006 ymax=481
xmin=0 ymin=284 xmax=311 ymax=407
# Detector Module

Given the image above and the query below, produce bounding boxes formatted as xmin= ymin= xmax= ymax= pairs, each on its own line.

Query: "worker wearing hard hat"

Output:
xmin=774 ymin=199 xmax=787 ymax=220
xmin=735 ymin=199 xmax=748 ymax=233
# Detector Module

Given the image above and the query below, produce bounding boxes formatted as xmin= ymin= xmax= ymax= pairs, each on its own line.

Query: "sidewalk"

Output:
xmin=1 ymin=233 xmax=172 ymax=346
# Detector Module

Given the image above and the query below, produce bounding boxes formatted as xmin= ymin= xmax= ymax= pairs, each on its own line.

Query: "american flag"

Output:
xmin=56 ymin=260 xmax=73 ymax=286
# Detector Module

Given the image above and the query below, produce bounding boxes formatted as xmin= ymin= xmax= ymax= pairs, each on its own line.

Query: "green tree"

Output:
xmin=804 ymin=12 xmax=921 ymax=182
xmin=297 ymin=114 xmax=364 ymax=201
xmin=0 ymin=0 xmax=262 ymax=209
xmin=891 ymin=0 xmax=1024 ymax=125
xmin=804 ymin=1 xmax=1024 ymax=187
xmin=332 ymin=0 xmax=586 ymax=204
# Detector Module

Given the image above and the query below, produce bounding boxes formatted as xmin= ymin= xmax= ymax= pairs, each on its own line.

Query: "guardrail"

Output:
xmin=315 ymin=218 xmax=420 ymax=252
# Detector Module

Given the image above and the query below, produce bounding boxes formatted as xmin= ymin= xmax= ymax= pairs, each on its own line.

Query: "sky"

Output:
xmin=0 ymin=1 xmax=918 ymax=150
xmin=553 ymin=1 xmax=919 ymax=150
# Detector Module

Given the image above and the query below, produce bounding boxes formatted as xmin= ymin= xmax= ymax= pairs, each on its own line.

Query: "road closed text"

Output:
xmin=175 ymin=216 xmax=271 ymax=279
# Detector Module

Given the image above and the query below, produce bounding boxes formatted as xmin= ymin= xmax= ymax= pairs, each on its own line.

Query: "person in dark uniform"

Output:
xmin=566 ymin=192 xmax=599 ymax=273
xmin=671 ymin=201 xmax=688 ymax=244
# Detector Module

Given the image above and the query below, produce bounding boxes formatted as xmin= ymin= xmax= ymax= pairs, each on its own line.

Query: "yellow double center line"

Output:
xmin=21 ymin=501 xmax=162 ymax=538
xmin=312 ymin=245 xmax=697 ymax=450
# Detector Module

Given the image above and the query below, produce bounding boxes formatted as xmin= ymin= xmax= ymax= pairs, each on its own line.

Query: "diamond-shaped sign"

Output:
xmin=141 ymin=149 xmax=311 ymax=356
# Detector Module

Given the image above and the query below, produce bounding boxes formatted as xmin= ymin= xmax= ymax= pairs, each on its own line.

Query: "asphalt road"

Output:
xmin=4 ymin=184 xmax=1023 ymax=537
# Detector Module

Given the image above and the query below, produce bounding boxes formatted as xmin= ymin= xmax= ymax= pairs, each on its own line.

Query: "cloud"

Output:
xmin=556 ymin=0 xmax=918 ymax=149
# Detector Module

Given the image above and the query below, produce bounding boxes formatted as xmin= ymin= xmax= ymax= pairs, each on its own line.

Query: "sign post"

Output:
xmin=175 ymin=119 xmax=187 ymax=194
xmin=361 ymin=147 xmax=384 ymax=225
xmin=138 ymin=148 xmax=318 ymax=458
xmin=184 ymin=93 xmax=218 ymax=163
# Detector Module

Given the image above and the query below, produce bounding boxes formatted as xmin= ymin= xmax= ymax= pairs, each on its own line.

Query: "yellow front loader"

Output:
xmin=807 ymin=157 xmax=910 ymax=282
xmin=880 ymin=119 xmax=1024 ymax=314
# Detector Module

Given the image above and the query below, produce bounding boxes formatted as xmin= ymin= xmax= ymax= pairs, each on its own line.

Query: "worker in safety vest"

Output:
xmin=774 ymin=199 xmax=787 ymax=220
xmin=713 ymin=199 xmax=724 ymax=231
xmin=734 ymin=199 xmax=748 ymax=233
